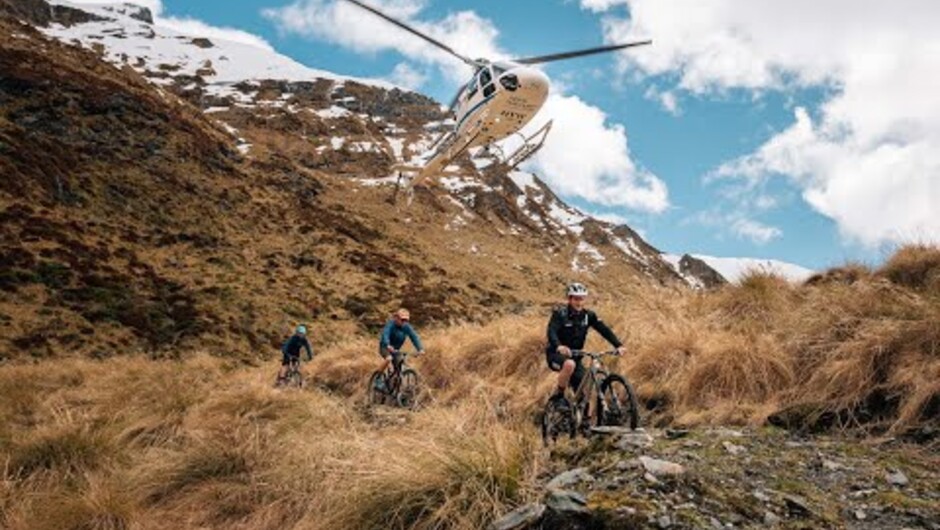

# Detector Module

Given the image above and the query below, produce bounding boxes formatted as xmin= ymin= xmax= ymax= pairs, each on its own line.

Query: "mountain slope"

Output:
xmin=0 ymin=1 xmax=694 ymax=360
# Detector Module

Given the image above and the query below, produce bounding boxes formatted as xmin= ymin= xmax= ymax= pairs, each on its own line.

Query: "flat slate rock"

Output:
xmin=489 ymin=503 xmax=546 ymax=530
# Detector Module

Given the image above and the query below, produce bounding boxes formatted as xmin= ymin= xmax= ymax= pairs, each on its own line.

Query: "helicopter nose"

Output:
xmin=517 ymin=67 xmax=549 ymax=100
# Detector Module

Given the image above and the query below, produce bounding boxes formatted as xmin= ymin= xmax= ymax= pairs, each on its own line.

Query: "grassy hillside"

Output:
xmin=0 ymin=14 xmax=678 ymax=363
xmin=2 ymin=245 xmax=938 ymax=529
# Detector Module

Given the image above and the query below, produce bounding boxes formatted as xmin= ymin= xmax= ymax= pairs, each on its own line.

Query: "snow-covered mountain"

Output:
xmin=663 ymin=253 xmax=814 ymax=284
xmin=40 ymin=0 xmax=393 ymax=91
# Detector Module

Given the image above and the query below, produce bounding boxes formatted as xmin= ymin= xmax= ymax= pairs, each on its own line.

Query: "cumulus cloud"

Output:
xmin=580 ymin=0 xmax=629 ymax=13
xmin=643 ymin=86 xmax=679 ymax=115
xmin=520 ymin=94 xmax=668 ymax=213
xmin=262 ymin=0 xmax=502 ymax=83
xmin=587 ymin=0 xmax=940 ymax=246
xmin=731 ymin=218 xmax=782 ymax=244
xmin=688 ymin=210 xmax=782 ymax=245
xmin=387 ymin=62 xmax=429 ymax=89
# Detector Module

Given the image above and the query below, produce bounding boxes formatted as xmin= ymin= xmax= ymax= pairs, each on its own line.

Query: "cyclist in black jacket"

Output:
xmin=276 ymin=324 xmax=313 ymax=385
xmin=546 ymin=283 xmax=625 ymax=401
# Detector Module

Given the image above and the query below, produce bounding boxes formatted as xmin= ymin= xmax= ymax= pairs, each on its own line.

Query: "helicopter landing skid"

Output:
xmin=503 ymin=120 xmax=553 ymax=171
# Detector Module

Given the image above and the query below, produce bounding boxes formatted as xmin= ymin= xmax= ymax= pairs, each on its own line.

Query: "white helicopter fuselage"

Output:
xmin=452 ymin=61 xmax=550 ymax=149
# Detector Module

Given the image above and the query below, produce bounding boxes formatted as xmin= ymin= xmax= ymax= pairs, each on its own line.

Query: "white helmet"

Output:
xmin=296 ymin=325 xmax=307 ymax=335
xmin=566 ymin=282 xmax=588 ymax=297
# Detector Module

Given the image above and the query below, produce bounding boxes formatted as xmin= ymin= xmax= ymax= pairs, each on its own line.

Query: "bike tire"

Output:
xmin=599 ymin=374 xmax=640 ymax=430
xmin=541 ymin=397 xmax=576 ymax=445
xmin=288 ymin=368 xmax=304 ymax=389
xmin=396 ymin=369 xmax=421 ymax=410
xmin=368 ymin=371 xmax=387 ymax=406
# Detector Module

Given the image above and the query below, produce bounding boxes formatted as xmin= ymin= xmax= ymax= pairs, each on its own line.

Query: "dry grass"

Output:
xmin=1 ymin=245 xmax=939 ymax=528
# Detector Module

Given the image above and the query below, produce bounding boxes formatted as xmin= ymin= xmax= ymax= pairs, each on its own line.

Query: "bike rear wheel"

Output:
xmin=396 ymin=369 xmax=421 ymax=409
xmin=599 ymin=374 xmax=640 ymax=430
xmin=368 ymin=371 xmax=387 ymax=406
xmin=542 ymin=397 xmax=576 ymax=445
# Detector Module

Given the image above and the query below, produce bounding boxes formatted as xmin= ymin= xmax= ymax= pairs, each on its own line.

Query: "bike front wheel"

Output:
xmin=368 ymin=371 xmax=387 ymax=406
xmin=542 ymin=397 xmax=576 ymax=445
xmin=396 ymin=369 xmax=421 ymax=410
xmin=599 ymin=374 xmax=640 ymax=430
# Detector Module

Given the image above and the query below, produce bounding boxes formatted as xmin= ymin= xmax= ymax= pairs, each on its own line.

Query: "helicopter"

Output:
xmin=342 ymin=0 xmax=651 ymax=199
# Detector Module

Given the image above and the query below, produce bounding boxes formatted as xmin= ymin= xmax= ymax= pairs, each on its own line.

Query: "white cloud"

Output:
xmin=262 ymin=0 xmax=501 ymax=83
xmin=591 ymin=0 xmax=940 ymax=246
xmin=580 ymin=0 xmax=629 ymax=13
xmin=688 ymin=210 xmax=782 ymax=245
xmin=387 ymin=62 xmax=428 ymax=90
xmin=731 ymin=218 xmax=782 ymax=244
xmin=520 ymin=94 xmax=669 ymax=213
xmin=643 ymin=86 xmax=679 ymax=115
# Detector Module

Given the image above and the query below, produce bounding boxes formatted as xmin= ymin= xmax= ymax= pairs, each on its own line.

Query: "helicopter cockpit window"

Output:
xmin=479 ymin=67 xmax=492 ymax=88
xmin=465 ymin=77 xmax=478 ymax=100
xmin=480 ymin=67 xmax=496 ymax=97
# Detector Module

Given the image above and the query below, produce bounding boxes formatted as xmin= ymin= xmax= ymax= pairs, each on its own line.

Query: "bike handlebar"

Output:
xmin=570 ymin=350 xmax=620 ymax=359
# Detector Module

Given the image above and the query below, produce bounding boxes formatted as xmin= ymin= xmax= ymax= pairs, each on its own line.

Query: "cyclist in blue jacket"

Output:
xmin=276 ymin=324 xmax=313 ymax=385
xmin=376 ymin=308 xmax=425 ymax=383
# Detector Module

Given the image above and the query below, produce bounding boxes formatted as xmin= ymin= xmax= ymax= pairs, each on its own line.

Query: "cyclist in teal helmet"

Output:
xmin=276 ymin=324 xmax=313 ymax=385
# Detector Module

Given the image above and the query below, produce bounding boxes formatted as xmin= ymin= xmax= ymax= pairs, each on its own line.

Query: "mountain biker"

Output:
xmin=546 ymin=283 xmax=626 ymax=403
xmin=376 ymin=308 xmax=425 ymax=387
xmin=276 ymin=324 xmax=313 ymax=386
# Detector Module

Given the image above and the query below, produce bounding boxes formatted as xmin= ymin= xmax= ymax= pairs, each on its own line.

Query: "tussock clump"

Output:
xmin=805 ymin=262 xmax=871 ymax=286
xmin=711 ymin=271 xmax=795 ymax=329
xmin=22 ymin=474 xmax=138 ymax=530
xmin=680 ymin=334 xmax=791 ymax=417
xmin=318 ymin=409 xmax=541 ymax=530
xmin=9 ymin=424 xmax=113 ymax=478
xmin=877 ymin=244 xmax=940 ymax=293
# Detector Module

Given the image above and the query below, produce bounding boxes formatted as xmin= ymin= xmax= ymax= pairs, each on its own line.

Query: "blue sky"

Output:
xmin=149 ymin=0 xmax=939 ymax=270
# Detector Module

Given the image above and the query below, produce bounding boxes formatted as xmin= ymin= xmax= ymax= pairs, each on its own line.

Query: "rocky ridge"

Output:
xmin=493 ymin=427 xmax=939 ymax=529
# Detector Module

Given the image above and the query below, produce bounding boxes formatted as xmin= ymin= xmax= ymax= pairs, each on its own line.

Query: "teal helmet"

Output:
xmin=296 ymin=325 xmax=307 ymax=335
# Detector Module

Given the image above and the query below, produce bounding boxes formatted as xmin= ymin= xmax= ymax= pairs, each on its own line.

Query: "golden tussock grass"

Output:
xmin=1 ymin=245 xmax=938 ymax=528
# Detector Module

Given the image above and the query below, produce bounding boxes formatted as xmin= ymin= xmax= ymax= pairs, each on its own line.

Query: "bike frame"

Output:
xmin=570 ymin=350 xmax=617 ymax=423
xmin=385 ymin=350 xmax=413 ymax=394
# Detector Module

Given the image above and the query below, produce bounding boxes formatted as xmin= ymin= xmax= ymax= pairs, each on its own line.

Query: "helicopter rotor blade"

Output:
xmin=341 ymin=0 xmax=477 ymax=67
xmin=512 ymin=40 xmax=652 ymax=65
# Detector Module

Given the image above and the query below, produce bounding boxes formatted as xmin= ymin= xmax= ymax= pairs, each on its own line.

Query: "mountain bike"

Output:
xmin=541 ymin=350 xmax=640 ymax=445
xmin=368 ymin=350 xmax=422 ymax=409
xmin=279 ymin=356 xmax=305 ymax=389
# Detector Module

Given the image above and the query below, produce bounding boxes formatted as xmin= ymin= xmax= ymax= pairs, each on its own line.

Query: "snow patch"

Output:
xmin=693 ymin=255 xmax=814 ymax=284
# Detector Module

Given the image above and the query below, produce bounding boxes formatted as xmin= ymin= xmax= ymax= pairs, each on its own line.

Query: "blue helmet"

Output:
xmin=296 ymin=325 xmax=307 ymax=335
